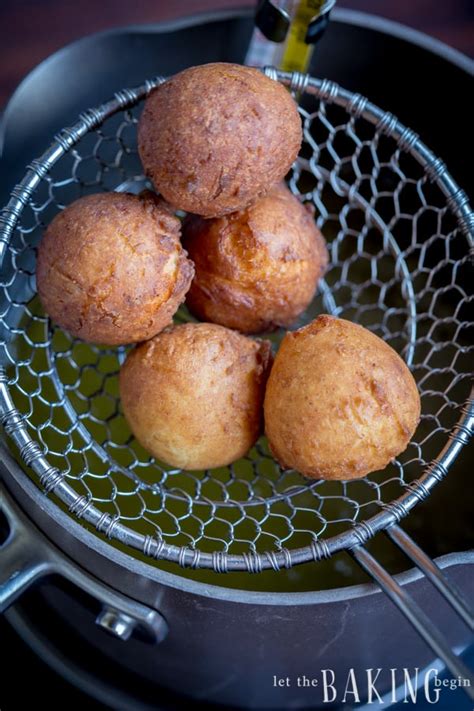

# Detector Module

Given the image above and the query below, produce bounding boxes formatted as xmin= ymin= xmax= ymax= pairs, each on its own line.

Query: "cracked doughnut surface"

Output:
xmin=138 ymin=63 xmax=302 ymax=218
xmin=264 ymin=315 xmax=421 ymax=480
xmin=182 ymin=183 xmax=328 ymax=333
xmin=36 ymin=191 xmax=194 ymax=345
xmin=120 ymin=323 xmax=273 ymax=469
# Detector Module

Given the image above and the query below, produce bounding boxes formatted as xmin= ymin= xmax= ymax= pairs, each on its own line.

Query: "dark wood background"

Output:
xmin=0 ymin=0 xmax=472 ymax=108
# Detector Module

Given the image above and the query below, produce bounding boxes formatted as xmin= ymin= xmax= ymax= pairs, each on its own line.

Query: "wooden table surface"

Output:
xmin=0 ymin=0 xmax=472 ymax=108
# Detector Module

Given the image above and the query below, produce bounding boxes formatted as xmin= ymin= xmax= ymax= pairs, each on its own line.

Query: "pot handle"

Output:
xmin=0 ymin=484 xmax=168 ymax=643
xmin=0 ymin=486 xmax=54 ymax=612
xmin=350 ymin=525 xmax=474 ymax=699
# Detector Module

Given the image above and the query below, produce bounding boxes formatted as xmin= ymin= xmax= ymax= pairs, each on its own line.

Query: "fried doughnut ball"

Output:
xmin=138 ymin=63 xmax=302 ymax=217
xmin=264 ymin=315 xmax=421 ymax=480
xmin=36 ymin=191 xmax=194 ymax=345
xmin=182 ymin=183 xmax=328 ymax=333
xmin=120 ymin=323 xmax=273 ymax=470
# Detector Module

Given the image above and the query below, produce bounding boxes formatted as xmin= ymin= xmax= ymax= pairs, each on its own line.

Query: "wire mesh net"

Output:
xmin=0 ymin=74 xmax=472 ymax=570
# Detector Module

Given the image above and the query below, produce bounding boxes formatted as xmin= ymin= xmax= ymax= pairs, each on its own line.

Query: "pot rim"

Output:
xmin=2 ymin=444 xmax=472 ymax=607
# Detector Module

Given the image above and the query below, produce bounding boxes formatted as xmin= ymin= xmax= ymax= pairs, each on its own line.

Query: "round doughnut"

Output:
xmin=36 ymin=191 xmax=193 ymax=345
xmin=264 ymin=315 xmax=421 ymax=479
xmin=138 ymin=63 xmax=302 ymax=217
xmin=182 ymin=182 xmax=328 ymax=333
xmin=119 ymin=322 xmax=273 ymax=469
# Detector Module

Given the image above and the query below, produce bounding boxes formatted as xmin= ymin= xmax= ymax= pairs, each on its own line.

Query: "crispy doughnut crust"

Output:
xmin=36 ymin=191 xmax=194 ymax=345
xmin=182 ymin=183 xmax=328 ymax=333
xmin=264 ymin=315 xmax=421 ymax=480
xmin=120 ymin=323 xmax=273 ymax=470
xmin=138 ymin=63 xmax=302 ymax=217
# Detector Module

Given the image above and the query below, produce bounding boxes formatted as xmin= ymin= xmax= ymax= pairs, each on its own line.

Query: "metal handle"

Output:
xmin=0 ymin=484 xmax=168 ymax=643
xmin=0 ymin=484 xmax=55 ymax=612
xmin=350 ymin=525 xmax=474 ymax=701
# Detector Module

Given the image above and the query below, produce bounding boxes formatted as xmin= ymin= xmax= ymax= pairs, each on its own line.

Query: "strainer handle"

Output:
xmin=387 ymin=524 xmax=473 ymax=630
xmin=350 ymin=529 xmax=474 ymax=700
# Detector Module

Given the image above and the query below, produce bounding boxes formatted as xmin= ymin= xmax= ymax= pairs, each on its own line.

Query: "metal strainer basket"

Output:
xmin=0 ymin=69 xmax=473 ymax=688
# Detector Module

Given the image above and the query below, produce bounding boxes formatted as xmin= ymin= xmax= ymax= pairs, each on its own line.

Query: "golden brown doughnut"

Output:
xmin=36 ymin=191 xmax=193 ymax=345
xmin=119 ymin=323 xmax=273 ymax=470
xmin=138 ymin=63 xmax=302 ymax=217
xmin=182 ymin=182 xmax=328 ymax=333
xmin=264 ymin=315 xmax=421 ymax=480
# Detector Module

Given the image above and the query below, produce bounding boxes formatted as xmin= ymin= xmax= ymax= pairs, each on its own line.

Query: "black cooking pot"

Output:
xmin=1 ymin=8 xmax=473 ymax=709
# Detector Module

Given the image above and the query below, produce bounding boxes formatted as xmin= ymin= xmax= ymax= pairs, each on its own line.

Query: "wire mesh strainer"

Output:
xmin=0 ymin=68 xmax=473 ymax=687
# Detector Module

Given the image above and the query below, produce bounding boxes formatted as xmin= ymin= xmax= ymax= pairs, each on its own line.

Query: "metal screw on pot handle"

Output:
xmin=0 ymin=484 xmax=168 ymax=644
xmin=95 ymin=607 xmax=137 ymax=641
xmin=350 ymin=525 xmax=474 ymax=700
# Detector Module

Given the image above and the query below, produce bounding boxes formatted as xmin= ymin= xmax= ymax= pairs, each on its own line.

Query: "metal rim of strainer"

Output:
xmin=0 ymin=68 xmax=473 ymax=574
